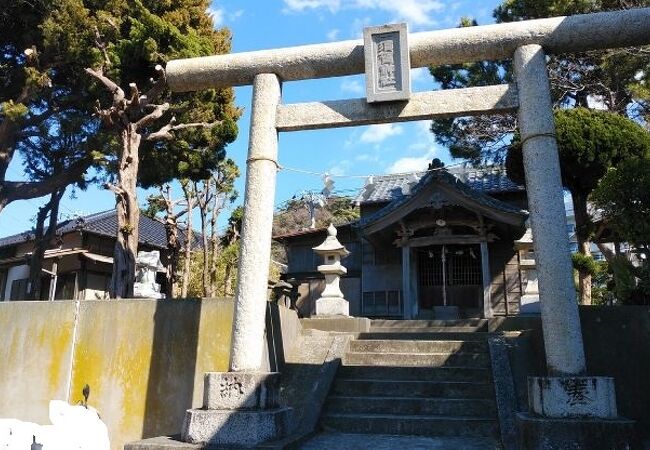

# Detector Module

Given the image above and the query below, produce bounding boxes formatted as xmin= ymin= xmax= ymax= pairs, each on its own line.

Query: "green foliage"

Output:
xmin=1 ymin=0 xmax=239 ymax=212
xmin=592 ymin=157 xmax=650 ymax=250
xmin=273 ymin=196 xmax=360 ymax=236
xmin=609 ymin=256 xmax=650 ymax=305
xmin=591 ymin=260 xmax=614 ymax=306
xmin=183 ymin=242 xmax=239 ymax=298
xmin=0 ymin=101 xmax=29 ymax=121
xmin=572 ymin=252 xmax=598 ymax=277
xmin=39 ymin=0 xmax=240 ymax=187
xmin=428 ymin=1 xmax=650 ymax=162
xmin=507 ymin=108 xmax=650 ymax=197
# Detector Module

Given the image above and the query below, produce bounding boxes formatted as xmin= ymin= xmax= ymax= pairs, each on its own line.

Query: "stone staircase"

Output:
xmin=318 ymin=320 xmax=501 ymax=444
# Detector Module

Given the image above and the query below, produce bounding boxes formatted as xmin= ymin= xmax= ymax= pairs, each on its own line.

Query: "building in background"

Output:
xmin=275 ymin=166 xmax=530 ymax=319
xmin=0 ymin=210 xmax=193 ymax=301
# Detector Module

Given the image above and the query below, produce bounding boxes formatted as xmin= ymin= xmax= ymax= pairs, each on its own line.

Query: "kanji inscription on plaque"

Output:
xmin=363 ymin=23 xmax=410 ymax=103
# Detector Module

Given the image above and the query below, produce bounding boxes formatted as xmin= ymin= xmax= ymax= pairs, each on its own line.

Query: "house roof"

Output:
xmin=273 ymin=221 xmax=357 ymax=242
xmin=355 ymin=165 xmax=523 ymax=205
xmin=0 ymin=210 xmax=199 ymax=250
xmin=360 ymin=168 xmax=528 ymax=234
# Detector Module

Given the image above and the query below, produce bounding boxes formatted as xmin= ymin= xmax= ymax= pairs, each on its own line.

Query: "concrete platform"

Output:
xmin=124 ymin=435 xmax=202 ymax=450
xmin=299 ymin=432 xmax=502 ymax=449
xmin=517 ymin=413 xmax=639 ymax=450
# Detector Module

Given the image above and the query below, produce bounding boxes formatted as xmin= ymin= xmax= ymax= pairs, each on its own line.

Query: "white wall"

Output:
xmin=4 ymin=264 xmax=29 ymax=300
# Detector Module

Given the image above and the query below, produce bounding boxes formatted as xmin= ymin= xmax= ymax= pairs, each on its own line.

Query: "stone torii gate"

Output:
xmin=168 ymin=8 xmax=649 ymax=447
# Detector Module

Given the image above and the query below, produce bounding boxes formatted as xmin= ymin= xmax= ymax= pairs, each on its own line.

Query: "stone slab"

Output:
xmin=124 ymin=435 xmax=203 ymax=450
xmin=517 ymin=413 xmax=639 ymax=450
xmin=519 ymin=294 xmax=540 ymax=314
xmin=203 ymin=372 xmax=280 ymax=410
xmin=488 ymin=337 xmax=518 ymax=450
xmin=363 ymin=23 xmax=410 ymax=103
xmin=314 ymin=297 xmax=349 ymax=316
xmin=181 ymin=407 xmax=291 ymax=447
xmin=280 ymin=332 xmax=350 ymax=436
xmin=301 ymin=317 xmax=371 ymax=332
xmin=528 ymin=376 xmax=617 ymax=418
xmin=276 ymin=85 xmax=518 ymax=132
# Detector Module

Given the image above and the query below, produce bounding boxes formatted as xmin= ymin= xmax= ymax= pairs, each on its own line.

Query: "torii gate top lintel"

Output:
xmin=167 ymin=7 xmax=650 ymax=92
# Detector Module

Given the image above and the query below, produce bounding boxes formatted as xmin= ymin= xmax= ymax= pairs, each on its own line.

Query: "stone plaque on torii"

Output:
xmin=154 ymin=9 xmax=650 ymax=448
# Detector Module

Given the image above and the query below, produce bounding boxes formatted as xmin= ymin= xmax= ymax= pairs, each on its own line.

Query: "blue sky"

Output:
xmin=0 ymin=0 xmax=503 ymax=238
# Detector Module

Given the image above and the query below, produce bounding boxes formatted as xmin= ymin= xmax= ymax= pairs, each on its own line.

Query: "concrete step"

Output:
xmin=369 ymin=326 xmax=487 ymax=333
xmin=324 ymin=395 xmax=497 ymax=417
xmin=371 ymin=319 xmax=488 ymax=329
xmin=300 ymin=432 xmax=503 ymax=450
xmin=349 ymin=339 xmax=488 ymax=354
xmin=358 ymin=331 xmax=496 ymax=341
xmin=337 ymin=365 xmax=491 ymax=382
xmin=331 ymin=379 xmax=494 ymax=399
xmin=344 ymin=351 xmax=490 ymax=368
xmin=320 ymin=413 xmax=499 ymax=438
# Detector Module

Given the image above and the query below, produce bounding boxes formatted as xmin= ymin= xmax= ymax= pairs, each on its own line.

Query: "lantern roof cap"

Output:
xmin=312 ymin=223 xmax=350 ymax=256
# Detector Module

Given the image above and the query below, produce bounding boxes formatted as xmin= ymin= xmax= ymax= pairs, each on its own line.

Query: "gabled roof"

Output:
xmin=361 ymin=168 xmax=528 ymax=235
xmin=273 ymin=221 xmax=357 ymax=242
xmin=0 ymin=210 xmax=199 ymax=250
xmin=355 ymin=165 xmax=523 ymax=205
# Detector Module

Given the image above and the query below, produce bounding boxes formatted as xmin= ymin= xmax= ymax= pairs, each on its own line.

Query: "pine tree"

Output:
xmin=427 ymin=1 xmax=650 ymax=303
xmin=40 ymin=0 xmax=240 ymax=297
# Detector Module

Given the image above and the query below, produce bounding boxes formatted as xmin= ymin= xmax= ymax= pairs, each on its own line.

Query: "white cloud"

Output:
xmin=283 ymin=0 xmax=341 ymax=13
xmin=229 ymin=9 xmax=245 ymax=20
xmin=360 ymin=123 xmax=403 ymax=144
xmin=326 ymin=28 xmax=340 ymax=41
xmin=340 ymin=78 xmax=364 ymax=95
xmin=283 ymin=0 xmax=444 ymax=27
xmin=206 ymin=6 xmax=225 ymax=27
xmin=207 ymin=4 xmax=244 ymax=28
xmin=410 ymin=67 xmax=430 ymax=86
xmin=386 ymin=121 xmax=443 ymax=173
xmin=355 ymin=0 xmax=443 ymax=26
xmin=350 ymin=17 xmax=373 ymax=38
xmin=387 ymin=151 xmax=437 ymax=173
xmin=329 ymin=159 xmax=351 ymax=176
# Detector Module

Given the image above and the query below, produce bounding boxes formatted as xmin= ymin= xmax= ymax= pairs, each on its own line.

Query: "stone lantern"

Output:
xmin=312 ymin=223 xmax=350 ymax=316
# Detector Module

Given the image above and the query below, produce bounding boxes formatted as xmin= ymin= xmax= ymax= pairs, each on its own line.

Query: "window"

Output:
xmin=362 ymin=290 xmax=402 ymax=317
xmin=362 ymin=240 xmax=401 ymax=266
xmin=10 ymin=278 xmax=28 ymax=300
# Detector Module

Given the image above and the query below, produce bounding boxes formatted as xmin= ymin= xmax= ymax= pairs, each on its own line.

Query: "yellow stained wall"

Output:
xmin=0 ymin=301 xmax=76 ymax=424
xmin=0 ymin=298 xmax=233 ymax=450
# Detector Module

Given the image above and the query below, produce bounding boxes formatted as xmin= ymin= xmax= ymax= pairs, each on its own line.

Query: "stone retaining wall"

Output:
xmin=0 ymin=298 xmax=234 ymax=450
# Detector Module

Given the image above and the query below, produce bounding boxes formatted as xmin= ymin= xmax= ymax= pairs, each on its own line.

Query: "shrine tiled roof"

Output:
xmin=354 ymin=165 xmax=523 ymax=205
xmin=359 ymin=168 xmax=528 ymax=230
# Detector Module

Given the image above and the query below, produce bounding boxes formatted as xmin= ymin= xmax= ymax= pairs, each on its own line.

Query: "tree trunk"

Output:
xmin=209 ymin=200 xmax=220 ymax=297
xmin=180 ymin=183 xmax=194 ymax=298
xmin=572 ymin=192 xmax=592 ymax=305
xmin=164 ymin=212 xmax=180 ymax=299
xmin=27 ymin=190 xmax=64 ymax=300
xmin=0 ymin=119 xmax=19 ymax=213
xmin=200 ymin=206 xmax=210 ymax=297
xmin=110 ymin=125 xmax=141 ymax=299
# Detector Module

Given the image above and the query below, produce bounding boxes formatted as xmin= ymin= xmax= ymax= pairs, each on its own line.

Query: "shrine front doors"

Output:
xmin=416 ymin=244 xmax=483 ymax=313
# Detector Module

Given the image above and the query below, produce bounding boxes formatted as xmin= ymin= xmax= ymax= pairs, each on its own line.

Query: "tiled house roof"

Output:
xmin=355 ymin=165 xmax=523 ymax=205
xmin=0 ymin=210 xmax=199 ymax=250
